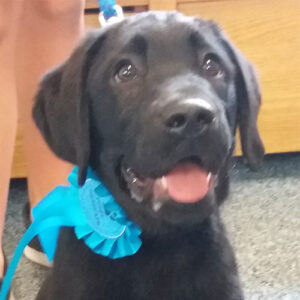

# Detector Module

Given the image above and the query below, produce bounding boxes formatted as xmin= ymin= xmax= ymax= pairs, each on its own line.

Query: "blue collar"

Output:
xmin=0 ymin=167 xmax=142 ymax=300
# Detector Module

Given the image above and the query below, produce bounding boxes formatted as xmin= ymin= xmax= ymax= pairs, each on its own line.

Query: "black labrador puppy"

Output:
xmin=33 ymin=11 xmax=264 ymax=300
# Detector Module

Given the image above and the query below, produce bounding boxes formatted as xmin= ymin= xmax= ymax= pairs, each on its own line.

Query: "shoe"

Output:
xmin=22 ymin=204 xmax=52 ymax=268
xmin=0 ymin=251 xmax=16 ymax=300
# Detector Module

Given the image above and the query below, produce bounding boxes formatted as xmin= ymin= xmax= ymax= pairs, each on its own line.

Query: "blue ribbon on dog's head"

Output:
xmin=0 ymin=167 xmax=142 ymax=300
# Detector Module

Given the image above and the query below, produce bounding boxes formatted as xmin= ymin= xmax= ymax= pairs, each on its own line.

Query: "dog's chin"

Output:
xmin=114 ymin=157 xmax=218 ymax=228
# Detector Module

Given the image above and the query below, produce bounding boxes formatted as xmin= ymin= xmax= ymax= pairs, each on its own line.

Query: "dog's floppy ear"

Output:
xmin=209 ymin=22 xmax=265 ymax=169
xmin=33 ymin=31 xmax=104 ymax=184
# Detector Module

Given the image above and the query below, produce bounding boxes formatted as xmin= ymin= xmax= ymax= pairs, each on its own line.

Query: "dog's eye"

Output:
xmin=115 ymin=61 xmax=138 ymax=83
xmin=202 ymin=55 xmax=224 ymax=78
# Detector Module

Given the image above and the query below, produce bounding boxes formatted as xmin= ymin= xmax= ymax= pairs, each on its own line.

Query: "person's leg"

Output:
xmin=0 ymin=0 xmax=23 ymax=277
xmin=16 ymin=0 xmax=85 ymax=210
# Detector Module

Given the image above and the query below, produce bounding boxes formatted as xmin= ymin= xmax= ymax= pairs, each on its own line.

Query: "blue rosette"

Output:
xmin=75 ymin=175 xmax=142 ymax=259
xmin=34 ymin=166 xmax=142 ymax=260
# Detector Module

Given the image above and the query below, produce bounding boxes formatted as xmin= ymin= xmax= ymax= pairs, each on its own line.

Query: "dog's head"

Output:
xmin=33 ymin=12 xmax=264 ymax=233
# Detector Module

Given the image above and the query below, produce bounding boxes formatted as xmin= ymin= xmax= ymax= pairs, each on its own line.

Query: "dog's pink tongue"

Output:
xmin=165 ymin=164 xmax=210 ymax=203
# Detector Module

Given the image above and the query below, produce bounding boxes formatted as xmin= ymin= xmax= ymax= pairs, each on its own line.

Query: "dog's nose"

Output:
xmin=164 ymin=98 xmax=215 ymax=135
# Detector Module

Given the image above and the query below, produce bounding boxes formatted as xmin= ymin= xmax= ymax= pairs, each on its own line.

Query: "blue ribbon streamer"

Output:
xmin=0 ymin=167 xmax=142 ymax=300
xmin=0 ymin=217 xmax=74 ymax=300
xmin=99 ymin=0 xmax=117 ymax=20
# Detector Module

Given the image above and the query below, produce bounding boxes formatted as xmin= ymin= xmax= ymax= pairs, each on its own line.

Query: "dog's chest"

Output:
xmin=52 ymin=227 xmax=240 ymax=300
xmin=82 ymin=241 xmax=210 ymax=299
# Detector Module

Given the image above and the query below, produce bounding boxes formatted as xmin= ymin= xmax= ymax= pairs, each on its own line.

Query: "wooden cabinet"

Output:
xmin=12 ymin=0 xmax=300 ymax=177
xmin=178 ymin=0 xmax=300 ymax=155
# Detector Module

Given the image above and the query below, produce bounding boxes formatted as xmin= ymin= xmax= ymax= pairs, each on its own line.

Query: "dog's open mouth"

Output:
xmin=121 ymin=160 xmax=213 ymax=207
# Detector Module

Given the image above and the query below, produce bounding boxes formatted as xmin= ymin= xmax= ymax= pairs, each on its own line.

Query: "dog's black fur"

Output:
xmin=33 ymin=12 xmax=264 ymax=300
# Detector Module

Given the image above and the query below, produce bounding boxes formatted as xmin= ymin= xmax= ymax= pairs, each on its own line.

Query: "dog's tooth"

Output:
xmin=207 ymin=172 xmax=212 ymax=182
xmin=161 ymin=176 xmax=167 ymax=189
xmin=152 ymin=201 xmax=162 ymax=212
